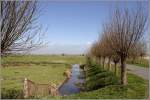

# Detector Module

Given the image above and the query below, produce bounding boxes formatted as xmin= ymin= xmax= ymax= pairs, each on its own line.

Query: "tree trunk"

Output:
xmin=140 ymin=56 xmax=143 ymax=64
xmin=114 ymin=63 xmax=117 ymax=75
xmin=98 ymin=56 xmax=101 ymax=65
xmin=120 ymin=56 xmax=127 ymax=85
xmin=100 ymin=56 xmax=103 ymax=65
xmin=108 ymin=57 xmax=111 ymax=70
xmin=103 ymin=57 xmax=105 ymax=69
xmin=131 ymin=58 xmax=134 ymax=64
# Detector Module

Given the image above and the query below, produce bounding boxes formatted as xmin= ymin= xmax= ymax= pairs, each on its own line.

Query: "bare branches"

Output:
xmin=89 ymin=5 xmax=147 ymax=85
xmin=1 ymin=1 xmax=44 ymax=55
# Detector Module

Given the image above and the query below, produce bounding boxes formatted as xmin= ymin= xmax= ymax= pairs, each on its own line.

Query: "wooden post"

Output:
xmin=24 ymin=78 xmax=28 ymax=98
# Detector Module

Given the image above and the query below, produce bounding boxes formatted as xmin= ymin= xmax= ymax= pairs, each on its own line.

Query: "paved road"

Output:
xmin=127 ymin=64 xmax=149 ymax=80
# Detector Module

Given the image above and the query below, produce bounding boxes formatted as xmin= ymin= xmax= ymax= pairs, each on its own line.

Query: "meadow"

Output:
xmin=1 ymin=55 xmax=148 ymax=99
xmin=2 ymin=55 xmax=85 ymax=65
xmin=1 ymin=55 xmax=85 ymax=98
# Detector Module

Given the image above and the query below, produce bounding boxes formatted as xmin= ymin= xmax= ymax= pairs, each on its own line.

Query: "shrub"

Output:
xmin=86 ymin=65 xmax=105 ymax=77
xmin=85 ymin=75 xmax=119 ymax=91
xmin=84 ymin=63 xmax=119 ymax=91
xmin=86 ymin=71 xmax=112 ymax=81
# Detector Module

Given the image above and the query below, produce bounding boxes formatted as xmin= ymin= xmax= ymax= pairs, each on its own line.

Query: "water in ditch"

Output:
xmin=59 ymin=64 xmax=85 ymax=96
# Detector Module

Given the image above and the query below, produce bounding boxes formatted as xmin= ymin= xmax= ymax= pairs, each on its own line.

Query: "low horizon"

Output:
xmin=1 ymin=1 xmax=149 ymax=99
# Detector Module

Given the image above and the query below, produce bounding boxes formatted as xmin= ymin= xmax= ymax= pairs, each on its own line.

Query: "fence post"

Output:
xmin=24 ymin=78 xmax=28 ymax=98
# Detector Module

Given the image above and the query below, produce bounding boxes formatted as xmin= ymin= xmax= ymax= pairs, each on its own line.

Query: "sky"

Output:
xmin=30 ymin=1 xmax=148 ymax=55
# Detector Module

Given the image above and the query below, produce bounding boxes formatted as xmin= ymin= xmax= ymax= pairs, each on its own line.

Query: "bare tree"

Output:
xmin=95 ymin=37 xmax=110 ymax=69
xmin=101 ymin=34 xmax=113 ymax=70
xmin=90 ymin=35 xmax=113 ymax=70
xmin=1 ymin=1 xmax=43 ymax=55
xmin=104 ymin=7 xmax=147 ymax=85
xmin=89 ymin=42 xmax=101 ymax=64
xmin=112 ymin=55 xmax=120 ymax=75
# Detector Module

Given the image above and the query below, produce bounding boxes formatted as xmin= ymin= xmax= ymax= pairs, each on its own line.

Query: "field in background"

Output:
xmin=1 ymin=55 xmax=85 ymax=98
xmin=2 ymin=55 xmax=85 ymax=66
xmin=127 ymin=58 xmax=149 ymax=68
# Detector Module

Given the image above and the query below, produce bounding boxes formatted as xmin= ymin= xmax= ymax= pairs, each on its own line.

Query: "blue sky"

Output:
xmin=31 ymin=1 xmax=148 ymax=54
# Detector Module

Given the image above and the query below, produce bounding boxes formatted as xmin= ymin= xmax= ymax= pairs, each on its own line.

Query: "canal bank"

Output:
xmin=59 ymin=64 xmax=85 ymax=95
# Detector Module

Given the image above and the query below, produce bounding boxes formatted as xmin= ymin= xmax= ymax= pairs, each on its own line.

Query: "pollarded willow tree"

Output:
xmin=98 ymin=39 xmax=107 ymax=68
xmin=111 ymin=54 xmax=120 ymax=75
xmin=1 ymin=1 xmax=44 ymax=55
xmin=104 ymin=7 xmax=147 ymax=85
xmin=90 ymin=42 xmax=101 ymax=64
xmin=90 ymin=35 xmax=114 ymax=70
xmin=100 ymin=34 xmax=114 ymax=70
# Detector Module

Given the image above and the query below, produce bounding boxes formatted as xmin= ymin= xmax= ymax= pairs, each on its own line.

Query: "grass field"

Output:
xmin=127 ymin=58 xmax=149 ymax=68
xmin=2 ymin=64 xmax=69 ymax=89
xmin=2 ymin=55 xmax=85 ymax=66
xmin=1 ymin=55 xmax=85 ymax=98
xmin=1 ymin=55 xmax=149 ymax=99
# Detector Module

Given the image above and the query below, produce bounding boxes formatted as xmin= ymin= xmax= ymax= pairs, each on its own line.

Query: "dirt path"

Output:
xmin=127 ymin=64 xmax=149 ymax=80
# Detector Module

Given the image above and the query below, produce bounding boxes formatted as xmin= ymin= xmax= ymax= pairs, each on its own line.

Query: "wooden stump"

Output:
xmin=23 ymin=78 xmax=28 ymax=98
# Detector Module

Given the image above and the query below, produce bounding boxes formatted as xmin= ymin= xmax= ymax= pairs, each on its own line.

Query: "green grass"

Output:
xmin=61 ymin=73 xmax=149 ymax=99
xmin=2 ymin=55 xmax=149 ymax=99
xmin=1 ymin=64 xmax=69 ymax=98
xmin=59 ymin=59 xmax=149 ymax=99
xmin=84 ymin=64 xmax=119 ymax=91
xmin=2 ymin=55 xmax=85 ymax=66
xmin=1 ymin=55 xmax=85 ymax=99
xmin=127 ymin=58 xmax=149 ymax=68
xmin=2 ymin=64 xmax=69 ymax=89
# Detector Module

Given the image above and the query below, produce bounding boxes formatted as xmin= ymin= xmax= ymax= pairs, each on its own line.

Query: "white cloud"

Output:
xmin=86 ymin=41 xmax=92 ymax=45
